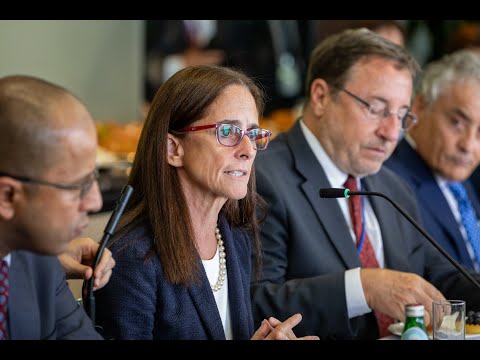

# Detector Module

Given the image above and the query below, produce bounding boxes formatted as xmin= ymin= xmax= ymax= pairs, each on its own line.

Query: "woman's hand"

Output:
xmin=251 ymin=313 xmax=320 ymax=340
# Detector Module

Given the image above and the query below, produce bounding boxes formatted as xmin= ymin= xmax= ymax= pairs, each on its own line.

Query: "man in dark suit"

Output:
xmin=0 ymin=75 xmax=106 ymax=339
xmin=386 ymin=49 xmax=480 ymax=273
xmin=251 ymin=29 xmax=480 ymax=340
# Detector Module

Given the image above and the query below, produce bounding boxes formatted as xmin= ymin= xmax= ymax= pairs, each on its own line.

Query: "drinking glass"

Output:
xmin=432 ymin=300 xmax=465 ymax=340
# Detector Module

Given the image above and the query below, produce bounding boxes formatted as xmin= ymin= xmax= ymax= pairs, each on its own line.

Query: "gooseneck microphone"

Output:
xmin=83 ymin=184 xmax=134 ymax=326
xmin=319 ymin=187 xmax=480 ymax=291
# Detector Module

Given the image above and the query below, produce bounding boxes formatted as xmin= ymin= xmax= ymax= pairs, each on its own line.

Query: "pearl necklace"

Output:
xmin=211 ymin=226 xmax=226 ymax=292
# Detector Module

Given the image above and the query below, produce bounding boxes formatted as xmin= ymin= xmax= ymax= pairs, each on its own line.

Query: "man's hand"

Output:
xmin=58 ymin=237 xmax=115 ymax=291
xmin=361 ymin=268 xmax=446 ymax=326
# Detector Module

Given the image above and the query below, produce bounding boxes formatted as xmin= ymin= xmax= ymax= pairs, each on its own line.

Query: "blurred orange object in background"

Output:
xmin=96 ymin=121 xmax=143 ymax=156
xmin=260 ymin=108 xmax=298 ymax=139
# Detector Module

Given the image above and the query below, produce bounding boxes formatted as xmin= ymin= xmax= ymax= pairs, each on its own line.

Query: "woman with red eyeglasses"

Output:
xmin=95 ymin=64 xmax=318 ymax=340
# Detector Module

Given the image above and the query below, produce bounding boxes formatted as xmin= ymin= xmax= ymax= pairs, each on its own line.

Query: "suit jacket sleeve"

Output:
xmin=52 ymin=258 xmax=102 ymax=339
xmin=9 ymin=252 xmax=102 ymax=339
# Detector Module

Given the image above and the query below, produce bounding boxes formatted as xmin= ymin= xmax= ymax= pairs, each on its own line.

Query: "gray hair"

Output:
xmin=418 ymin=49 xmax=480 ymax=106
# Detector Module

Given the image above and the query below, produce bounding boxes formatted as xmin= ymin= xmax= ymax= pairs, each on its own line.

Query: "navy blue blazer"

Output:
xmin=8 ymin=251 xmax=101 ymax=339
xmin=385 ymin=139 xmax=480 ymax=272
xmin=95 ymin=214 xmax=254 ymax=339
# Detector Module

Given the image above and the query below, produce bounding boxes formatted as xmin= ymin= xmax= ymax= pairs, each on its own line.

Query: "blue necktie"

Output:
xmin=448 ymin=182 xmax=480 ymax=265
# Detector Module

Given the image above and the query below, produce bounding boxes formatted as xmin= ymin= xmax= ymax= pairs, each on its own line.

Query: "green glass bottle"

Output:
xmin=401 ymin=304 xmax=429 ymax=340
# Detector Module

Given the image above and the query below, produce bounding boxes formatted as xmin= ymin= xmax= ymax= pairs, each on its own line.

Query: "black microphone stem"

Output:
xmin=352 ymin=190 xmax=480 ymax=291
xmin=83 ymin=231 xmax=112 ymax=326
xmin=83 ymin=184 xmax=133 ymax=326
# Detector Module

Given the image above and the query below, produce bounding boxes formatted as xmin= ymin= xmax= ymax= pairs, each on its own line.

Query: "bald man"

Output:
xmin=0 ymin=75 xmax=107 ymax=339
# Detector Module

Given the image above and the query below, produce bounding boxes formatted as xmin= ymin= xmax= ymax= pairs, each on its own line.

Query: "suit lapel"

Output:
xmin=8 ymin=252 xmax=40 ymax=339
xmin=187 ymin=218 xmax=250 ymax=340
xmin=287 ymin=122 xmax=361 ymax=269
xmin=419 ymin=182 xmax=465 ymax=244
xmin=187 ymin=270 xmax=226 ymax=339
xmin=465 ymin=180 xmax=480 ymax=220
xmin=393 ymin=141 xmax=470 ymax=264
xmin=462 ymin=181 xmax=480 ymax=265
xmin=218 ymin=218 xmax=251 ymax=340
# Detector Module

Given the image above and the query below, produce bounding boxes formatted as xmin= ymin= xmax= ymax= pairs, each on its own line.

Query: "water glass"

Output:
xmin=432 ymin=300 xmax=465 ymax=340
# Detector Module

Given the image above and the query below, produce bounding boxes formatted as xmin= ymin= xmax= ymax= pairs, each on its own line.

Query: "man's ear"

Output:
xmin=411 ymin=94 xmax=426 ymax=115
xmin=167 ymin=133 xmax=184 ymax=167
xmin=0 ymin=177 xmax=20 ymax=220
xmin=309 ymin=78 xmax=331 ymax=117
xmin=408 ymin=95 xmax=426 ymax=134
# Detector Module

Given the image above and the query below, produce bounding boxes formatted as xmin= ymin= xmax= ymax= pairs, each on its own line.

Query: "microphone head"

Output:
xmin=319 ymin=188 xmax=350 ymax=198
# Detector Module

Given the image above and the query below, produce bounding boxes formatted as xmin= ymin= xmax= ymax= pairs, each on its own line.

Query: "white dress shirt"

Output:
xmin=1 ymin=253 xmax=11 ymax=267
xmin=202 ymin=246 xmax=233 ymax=339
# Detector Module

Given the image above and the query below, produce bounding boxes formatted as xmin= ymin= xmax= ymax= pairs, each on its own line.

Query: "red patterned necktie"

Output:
xmin=344 ymin=176 xmax=393 ymax=338
xmin=0 ymin=259 xmax=8 ymax=340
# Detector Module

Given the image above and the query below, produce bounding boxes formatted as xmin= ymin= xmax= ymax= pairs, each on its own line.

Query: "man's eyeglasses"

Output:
xmin=338 ymin=87 xmax=417 ymax=131
xmin=0 ymin=169 xmax=99 ymax=199
xmin=178 ymin=123 xmax=272 ymax=151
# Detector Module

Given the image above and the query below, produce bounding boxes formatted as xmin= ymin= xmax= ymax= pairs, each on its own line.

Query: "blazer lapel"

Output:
xmin=8 ymin=252 xmax=40 ymax=340
xmin=287 ymin=122 xmax=361 ymax=269
xmin=420 ymin=182 xmax=466 ymax=246
xmin=187 ymin=254 xmax=226 ymax=339
xmin=394 ymin=141 xmax=470 ymax=264
xmin=187 ymin=217 xmax=252 ymax=340
xmin=218 ymin=218 xmax=251 ymax=340
xmin=465 ymin=180 xmax=480 ymax=221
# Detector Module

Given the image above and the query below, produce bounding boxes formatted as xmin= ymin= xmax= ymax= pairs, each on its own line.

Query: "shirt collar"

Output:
xmin=404 ymin=132 xmax=417 ymax=149
xmin=299 ymin=118 xmax=352 ymax=188
xmin=1 ymin=253 xmax=11 ymax=267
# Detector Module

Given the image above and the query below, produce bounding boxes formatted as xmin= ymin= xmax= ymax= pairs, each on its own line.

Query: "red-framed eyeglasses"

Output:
xmin=178 ymin=123 xmax=272 ymax=151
